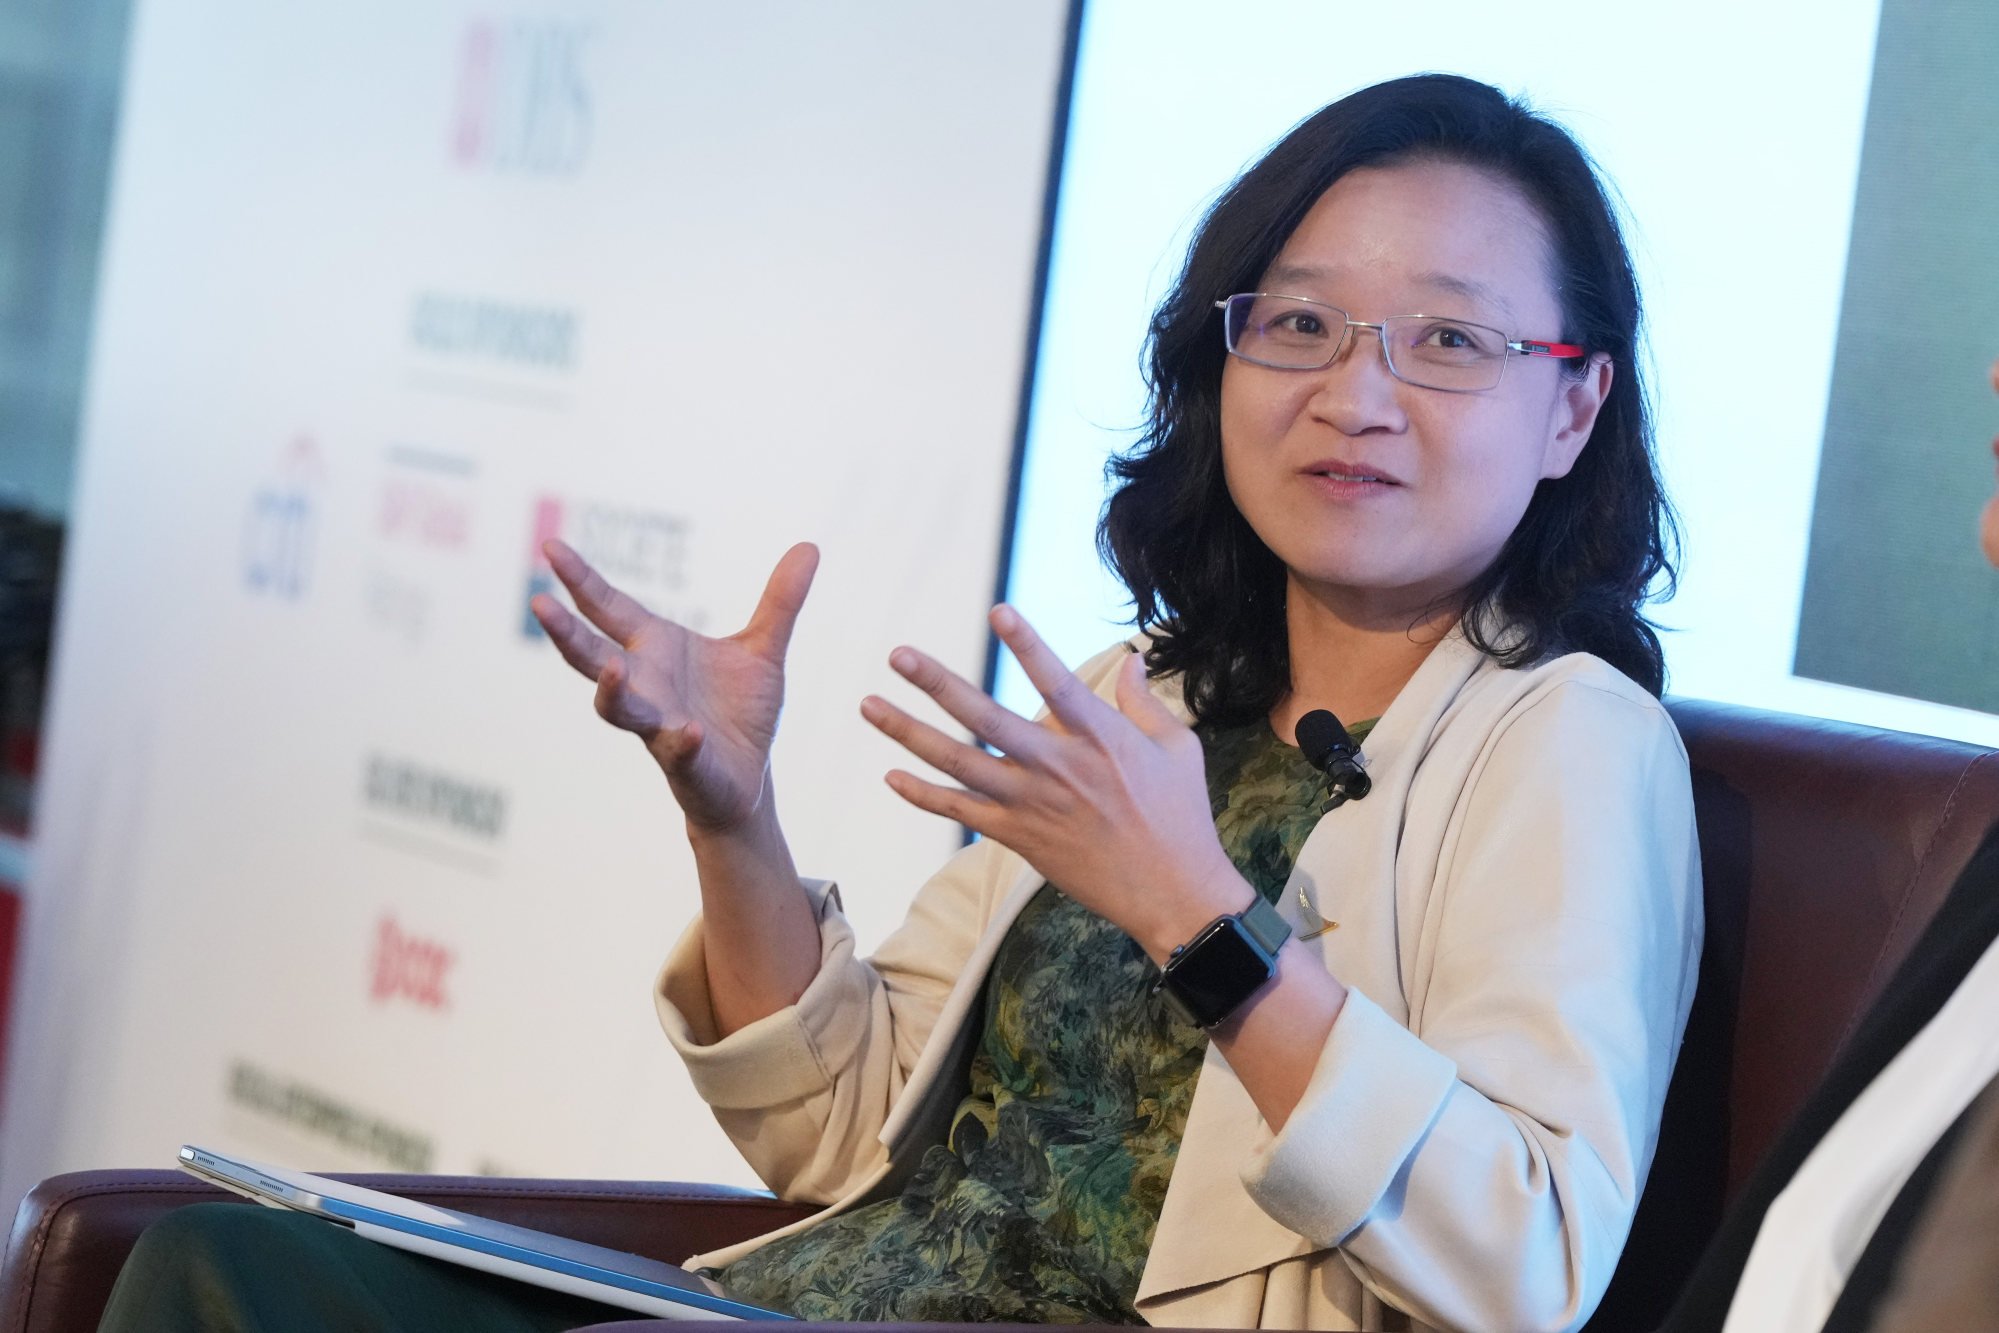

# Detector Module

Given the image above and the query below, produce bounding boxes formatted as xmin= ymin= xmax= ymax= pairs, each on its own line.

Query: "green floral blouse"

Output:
xmin=717 ymin=715 xmax=1374 ymax=1322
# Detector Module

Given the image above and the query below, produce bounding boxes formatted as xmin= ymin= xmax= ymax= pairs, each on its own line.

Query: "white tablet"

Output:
xmin=178 ymin=1145 xmax=794 ymax=1321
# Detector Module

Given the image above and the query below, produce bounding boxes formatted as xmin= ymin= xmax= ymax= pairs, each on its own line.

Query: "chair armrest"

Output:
xmin=0 ymin=1170 xmax=815 ymax=1333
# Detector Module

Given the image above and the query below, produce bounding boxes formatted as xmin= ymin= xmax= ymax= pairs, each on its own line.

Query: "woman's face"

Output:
xmin=1219 ymin=159 xmax=1609 ymax=621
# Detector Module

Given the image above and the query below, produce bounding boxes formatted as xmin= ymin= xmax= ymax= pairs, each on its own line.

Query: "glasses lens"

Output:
xmin=1381 ymin=317 xmax=1508 ymax=391
xmin=1224 ymin=294 xmax=1344 ymax=369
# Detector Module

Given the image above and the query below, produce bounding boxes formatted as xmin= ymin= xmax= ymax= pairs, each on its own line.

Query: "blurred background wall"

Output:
xmin=0 ymin=0 xmax=1071 ymax=1214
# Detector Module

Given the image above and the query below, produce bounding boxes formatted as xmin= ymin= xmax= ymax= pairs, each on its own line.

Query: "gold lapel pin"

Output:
xmin=1296 ymin=882 xmax=1338 ymax=940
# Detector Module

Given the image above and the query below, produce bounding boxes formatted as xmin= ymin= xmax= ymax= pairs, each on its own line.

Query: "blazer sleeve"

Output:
xmin=651 ymin=641 xmax=1133 ymax=1204
xmin=652 ymin=834 xmax=1023 ymax=1203
xmin=1240 ymin=677 xmax=1705 ymax=1333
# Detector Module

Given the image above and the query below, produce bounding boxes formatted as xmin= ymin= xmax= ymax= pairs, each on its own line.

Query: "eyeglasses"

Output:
xmin=1214 ymin=292 xmax=1584 ymax=393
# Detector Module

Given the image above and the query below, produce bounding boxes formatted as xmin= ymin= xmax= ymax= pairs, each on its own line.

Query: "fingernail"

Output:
xmin=889 ymin=648 xmax=917 ymax=674
xmin=860 ymin=696 xmax=885 ymax=722
xmin=991 ymin=604 xmax=1019 ymax=632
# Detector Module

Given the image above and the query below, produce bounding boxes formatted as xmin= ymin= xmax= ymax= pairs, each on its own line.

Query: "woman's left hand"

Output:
xmin=861 ymin=605 xmax=1252 ymax=961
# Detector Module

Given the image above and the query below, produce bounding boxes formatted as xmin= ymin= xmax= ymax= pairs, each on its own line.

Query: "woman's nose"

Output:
xmin=1307 ymin=324 xmax=1407 ymax=433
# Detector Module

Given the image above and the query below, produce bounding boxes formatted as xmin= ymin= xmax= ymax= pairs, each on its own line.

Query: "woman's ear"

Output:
xmin=1540 ymin=353 xmax=1613 ymax=479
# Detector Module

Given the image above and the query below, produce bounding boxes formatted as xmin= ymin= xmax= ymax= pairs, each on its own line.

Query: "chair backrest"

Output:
xmin=1585 ymin=697 xmax=1999 ymax=1331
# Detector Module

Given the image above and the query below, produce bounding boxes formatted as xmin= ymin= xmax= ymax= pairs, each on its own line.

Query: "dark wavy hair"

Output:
xmin=1098 ymin=74 xmax=1677 ymax=724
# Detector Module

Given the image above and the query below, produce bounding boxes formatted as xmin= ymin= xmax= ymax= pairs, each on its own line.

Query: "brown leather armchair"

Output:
xmin=4 ymin=698 xmax=1996 ymax=1333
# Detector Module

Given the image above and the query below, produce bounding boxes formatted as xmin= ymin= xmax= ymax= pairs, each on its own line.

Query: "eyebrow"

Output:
xmin=1261 ymin=262 xmax=1520 ymax=324
xmin=1414 ymin=271 xmax=1518 ymax=324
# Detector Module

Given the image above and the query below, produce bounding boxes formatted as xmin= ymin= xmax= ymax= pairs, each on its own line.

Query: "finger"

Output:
xmin=739 ymin=542 xmax=820 ymax=663
xmin=593 ymin=654 xmax=665 ymax=734
xmin=653 ymin=718 xmax=706 ymax=771
xmin=1113 ymin=649 xmax=1181 ymax=738
xmin=544 ymin=539 xmax=651 ymax=644
xmin=531 ymin=593 xmax=616 ymax=680
xmin=862 ymin=695 xmax=1021 ymax=800
xmin=883 ymin=768 xmax=1002 ymax=837
xmin=887 ymin=646 xmax=1051 ymax=763
xmin=989 ymin=604 xmax=1110 ymax=733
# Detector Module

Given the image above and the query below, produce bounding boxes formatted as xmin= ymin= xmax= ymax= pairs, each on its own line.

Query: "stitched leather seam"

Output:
xmin=1837 ymin=752 xmax=1994 ymax=1052
xmin=7 ymin=1179 xmax=218 ymax=1333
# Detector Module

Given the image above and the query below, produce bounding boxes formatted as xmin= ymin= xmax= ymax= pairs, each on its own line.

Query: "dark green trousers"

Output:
xmin=98 ymin=1203 xmax=634 ymax=1332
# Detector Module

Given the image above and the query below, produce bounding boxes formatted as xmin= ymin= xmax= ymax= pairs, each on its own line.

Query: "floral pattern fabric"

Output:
xmin=716 ymin=715 xmax=1373 ymax=1322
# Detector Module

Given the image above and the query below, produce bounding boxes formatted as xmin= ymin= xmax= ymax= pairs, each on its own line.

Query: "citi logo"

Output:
xmin=244 ymin=436 xmax=322 ymax=600
xmin=451 ymin=18 xmax=592 ymax=176
xmin=370 ymin=914 xmax=455 ymax=1010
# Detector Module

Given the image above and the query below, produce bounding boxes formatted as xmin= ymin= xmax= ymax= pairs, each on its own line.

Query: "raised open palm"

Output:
xmin=530 ymin=538 xmax=820 ymax=832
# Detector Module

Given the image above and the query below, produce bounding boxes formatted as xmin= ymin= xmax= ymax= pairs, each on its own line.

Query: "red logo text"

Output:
xmin=370 ymin=916 xmax=455 ymax=1010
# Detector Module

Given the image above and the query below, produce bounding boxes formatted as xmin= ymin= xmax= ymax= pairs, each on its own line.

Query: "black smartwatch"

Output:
xmin=1152 ymin=896 xmax=1292 ymax=1029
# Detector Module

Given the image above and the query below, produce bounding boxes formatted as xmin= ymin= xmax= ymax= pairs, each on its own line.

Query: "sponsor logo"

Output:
xmin=521 ymin=495 xmax=565 ymax=635
xmin=521 ymin=494 xmax=703 ymax=637
xmin=409 ymin=292 xmax=579 ymax=372
xmin=243 ymin=436 xmax=322 ymax=600
xmin=365 ymin=447 xmax=477 ymax=646
xmin=451 ymin=17 xmax=593 ymax=176
xmin=370 ymin=914 xmax=455 ymax=1010
xmin=377 ymin=459 xmax=471 ymax=551
xmin=363 ymin=754 xmax=508 ymax=841
xmin=226 ymin=1061 xmax=434 ymax=1171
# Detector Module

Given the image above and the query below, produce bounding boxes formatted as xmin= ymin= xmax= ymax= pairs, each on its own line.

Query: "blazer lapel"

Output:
xmin=877 ymin=858 xmax=1048 ymax=1156
xmin=692 ymin=858 xmax=1051 ymax=1272
xmin=1137 ymin=1043 xmax=1316 ymax=1303
xmin=1138 ymin=631 xmax=1490 ymax=1303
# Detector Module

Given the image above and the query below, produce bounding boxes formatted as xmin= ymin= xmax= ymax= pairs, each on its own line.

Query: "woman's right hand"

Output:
xmin=530 ymin=539 xmax=820 ymax=834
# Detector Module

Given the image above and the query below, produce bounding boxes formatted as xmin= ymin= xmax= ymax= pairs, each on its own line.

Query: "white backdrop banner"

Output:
xmin=2 ymin=0 xmax=1069 ymax=1209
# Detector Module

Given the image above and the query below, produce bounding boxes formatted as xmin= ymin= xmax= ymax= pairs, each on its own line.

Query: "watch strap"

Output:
xmin=1238 ymin=894 xmax=1292 ymax=955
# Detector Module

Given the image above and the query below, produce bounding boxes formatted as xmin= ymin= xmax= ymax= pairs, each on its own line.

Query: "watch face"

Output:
xmin=1164 ymin=917 xmax=1276 ymax=1028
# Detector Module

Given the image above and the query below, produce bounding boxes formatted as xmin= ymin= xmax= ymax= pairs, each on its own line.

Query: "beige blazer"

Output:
xmin=655 ymin=628 xmax=1703 ymax=1332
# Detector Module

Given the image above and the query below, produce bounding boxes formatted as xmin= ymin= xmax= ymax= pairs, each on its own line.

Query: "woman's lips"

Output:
xmin=1299 ymin=459 xmax=1403 ymax=499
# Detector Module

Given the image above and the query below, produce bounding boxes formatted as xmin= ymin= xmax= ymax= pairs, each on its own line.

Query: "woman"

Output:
xmin=101 ymin=74 xmax=1699 ymax=1333
xmin=537 ymin=74 xmax=1700 ymax=1331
